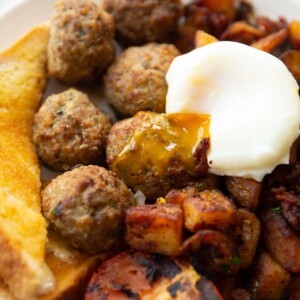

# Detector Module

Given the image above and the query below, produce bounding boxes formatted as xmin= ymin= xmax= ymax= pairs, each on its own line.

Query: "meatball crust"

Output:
xmin=48 ymin=0 xmax=115 ymax=84
xmin=42 ymin=165 xmax=136 ymax=254
xmin=104 ymin=43 xmax=180 ymax=116
xmin=33 ymin=88 xmax=112 ymax=171
xmin=106 ymin=112 xmax=201 ymax=199
xmin=102 ymin=0 xmax=183 ymax=45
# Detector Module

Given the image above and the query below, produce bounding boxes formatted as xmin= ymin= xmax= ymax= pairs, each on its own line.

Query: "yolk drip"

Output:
xmin=112 ymin=112 xmax=210 ymax=186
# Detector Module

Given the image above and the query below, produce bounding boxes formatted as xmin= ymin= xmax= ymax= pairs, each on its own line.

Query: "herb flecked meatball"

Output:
xmin=104 ymin=43 xmax=180 ymax=116
xmin=33 ymin=88 xmax=111 ymax=171
xmin=102 ymin=0 xmax=183 ymax=46
xmin=42 ymin=165 xmax=136 ymax=254
xmin=48 ymin=0 xmax=115 ymax=84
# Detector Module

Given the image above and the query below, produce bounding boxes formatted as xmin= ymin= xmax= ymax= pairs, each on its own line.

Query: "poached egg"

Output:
xmin=166 ymin=41 xmax=300 ymax=181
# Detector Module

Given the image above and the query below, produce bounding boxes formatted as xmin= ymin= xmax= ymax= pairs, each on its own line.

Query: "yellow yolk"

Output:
xmin=166 ymin=41 xmax=300 ymax=181
xmin=112 ymin=112 xmax=210 ymax=185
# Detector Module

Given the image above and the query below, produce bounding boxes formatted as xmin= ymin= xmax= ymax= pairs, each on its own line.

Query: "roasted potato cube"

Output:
xmin=290 ymin=20 xmax=300 ymax=49
xmin=165 ymin=176 xmax=221 ymax=207
xmin=260 ymin=209 xmax=300 ymax=272
xmin=234 ymin=209 xmax=261 ymax=269
xmin=225 ymin=177 xmax=262 ymax=210
xmin=249 ymin=250 xmax=291 ymax=300
xmin=183 ymin=190 xmax=236 ymax=232
xmin=280 ymin=50 xmax=300 ymax=85
xmin=125 ymin=204 xmax=183 ymax=256
xmin=195 ymin=30 xmax=218 ymax=48
xmin=165 ymin=185 xmax=199 ymax=206
xmin=181 ymin=230 xmax=238 ymax=275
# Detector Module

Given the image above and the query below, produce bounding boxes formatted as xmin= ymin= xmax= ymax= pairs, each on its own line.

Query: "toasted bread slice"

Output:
xmin=0 ymin=231 xmax=109 ymax=300
xmin=0 ymin=24 xmax=54 ymax=299
xmin=40 ymin=231 xmax=109 ymax=300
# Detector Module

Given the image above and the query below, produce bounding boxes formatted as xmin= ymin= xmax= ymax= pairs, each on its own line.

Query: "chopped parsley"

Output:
xmin=197 ymin=181 xmax=204 ymax=192
xmin=270 ymin=206 xmax=282 ymax=214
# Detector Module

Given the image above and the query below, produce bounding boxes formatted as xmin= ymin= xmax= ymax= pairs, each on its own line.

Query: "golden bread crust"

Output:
xmin=0 ymin=23 xmax=53 ymax=300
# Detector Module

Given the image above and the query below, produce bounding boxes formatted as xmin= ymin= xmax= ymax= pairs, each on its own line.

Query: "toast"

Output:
xmin=0 ymin=231 xmax=109 ymax=300
xmin=40 ymin=231 xmax=109 ymax=300
xmin=0 ymin=24 xmax=54 ymax=299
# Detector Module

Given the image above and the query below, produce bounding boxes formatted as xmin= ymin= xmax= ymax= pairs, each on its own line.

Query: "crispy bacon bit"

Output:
xmin=220 ymin=21 xmax=265 ymax=44
xmin=251 ymin=28 xmax=289 ymax=53
xmin=272 ymin=187 xmax=300 ymax=232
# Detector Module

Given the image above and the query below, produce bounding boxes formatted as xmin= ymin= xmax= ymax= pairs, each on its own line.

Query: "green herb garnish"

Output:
xmin=270 ymin=206 xmax=282 ymax=214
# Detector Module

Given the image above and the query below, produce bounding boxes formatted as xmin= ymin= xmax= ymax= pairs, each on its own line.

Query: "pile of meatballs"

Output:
xmin=35 ymin=0 xmax=184 ymax=255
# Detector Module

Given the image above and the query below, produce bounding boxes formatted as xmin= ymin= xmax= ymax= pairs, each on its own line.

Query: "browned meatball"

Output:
xmin=48 ymin=0 xmax=115 ymax=84
xmin=33 ymin=88 xmax=112 ymax=171
xmin=106 ymin=112 xmax=209 ymax=199
xmin=102 ymin=0 xmax=183 ymax=45
xmin=42 ymin=165 xmax=136 ymax=254
xmin=104 ymin=43 xmax=180 ymax=116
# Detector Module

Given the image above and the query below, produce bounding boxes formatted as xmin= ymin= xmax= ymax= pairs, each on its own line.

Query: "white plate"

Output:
xmin=0 ymin=0 xmax=299 ymax=51
xmin=0 ymin=0 xmax=298 ymax=179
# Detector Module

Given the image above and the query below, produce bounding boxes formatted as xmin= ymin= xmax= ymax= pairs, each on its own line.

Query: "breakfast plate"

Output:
xmin=0 ymin=1 xmax=299 ymax=299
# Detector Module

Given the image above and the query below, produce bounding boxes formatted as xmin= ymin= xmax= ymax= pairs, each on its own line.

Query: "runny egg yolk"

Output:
xmin=166 ymin=41 xmax=300 ymax=181
xmin=112 ymin=112 xmax=210 ymax=186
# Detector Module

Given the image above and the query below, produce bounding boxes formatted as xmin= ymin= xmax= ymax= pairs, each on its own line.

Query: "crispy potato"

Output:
xmin=125 ymin=204 xmax=184 ymax=256
xmin=225 ymin=177 xmax=261 ymax=210
xmin=251 ymin=28 xmax=289 ymax=53
xmin=280 ymin=50 xmax=300 ymax=85
xmin=195 ymin=30 xmax=218 ymax=48
xmin=290 ymin=20 xmax=300 ymax=49
xmin=249 ymin=250 xmax=291 ymax=300
xmin=86 ymin=250 xmax=223 ymax=300
xmin=165 ymin=185 xmax=199 ymax=206
xmin=221 ymin=21 xmax=265 ymax=44
xmin=260 ymin=209 xmax=300 ymax=272
xmin=181 ymin=230 xmax=237 ymax=275
xmin=234 ymin=209 xmax=261 ymax=269
xmin=183 ymin=190 xmax=236 ymax=232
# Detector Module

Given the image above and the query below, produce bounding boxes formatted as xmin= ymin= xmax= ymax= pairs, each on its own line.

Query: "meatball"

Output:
xmin=33 ymin=88 xmax=112 ymax=171
xmin=42 ymin=165 xmax=136 ymax=254
xmin=102 ymin=0 xmax=183 ymax=46
xmin=104 ymin=43 xmax=180 ymax=116
xmin=48 ymin=0 xmax=115 ymax=84
xmin=106 ymin=112 xmax=209 ymax=199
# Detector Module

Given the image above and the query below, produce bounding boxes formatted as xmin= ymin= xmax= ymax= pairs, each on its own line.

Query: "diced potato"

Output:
xmin=181 ymin=229 xmax=238 ymax=275
xmin=234 ymin=209 xmax=261 ymax=269
xmin=290 ymin=20 xmax=300 ymax=49
xmin=183 ymin=190 xmax=236 ymax=232
xmin=260 ymin=209 xmax=300 ymax=272
xmin=280 ymin=50 xmax=300 ymax=85
xmin=125 ymin=204 xmax=183 ymax=256
xmin=248 ymin=250 xmax=291 ymax=300
xmin=165 ymin=185 xmax=199 ymax=206
xmin=251 ymin=28 xmax=289 ymax=53
xmin=195 ymin=30 xmax=218 ymax=48
xmin=225 ymin=177 xmax=262 ymax=210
